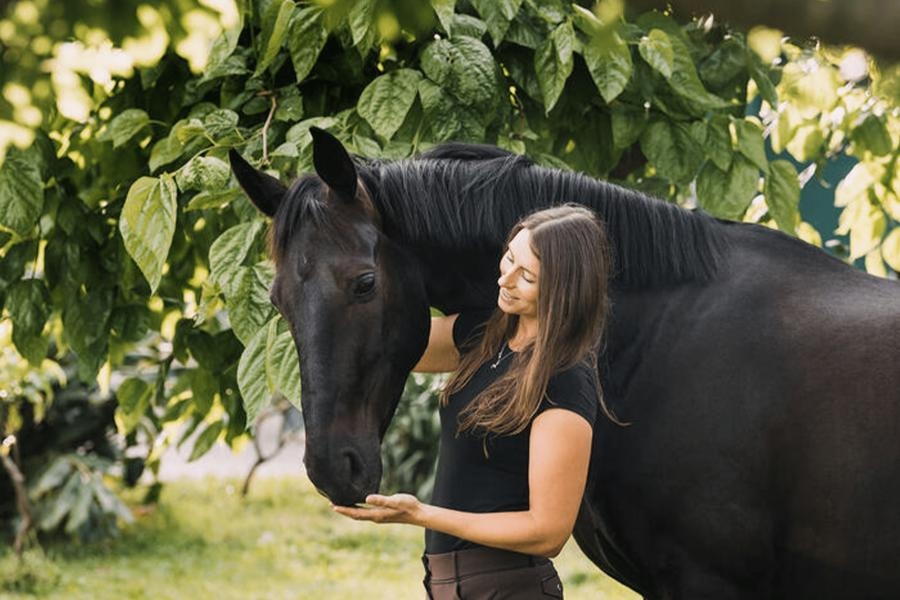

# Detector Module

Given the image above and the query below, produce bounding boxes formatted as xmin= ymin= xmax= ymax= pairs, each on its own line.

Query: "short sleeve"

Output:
xmin=539 ymin=362 xmax=599 ymax=427
xmin=451 ymin=309 xmax=495 ymax=353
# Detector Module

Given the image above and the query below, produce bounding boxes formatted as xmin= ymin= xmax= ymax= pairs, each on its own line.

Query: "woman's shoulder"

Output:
xmin=542 ymin=360 xmax=600 ymax=425
xmin=547 ymin=360 xmax=598 ymax=392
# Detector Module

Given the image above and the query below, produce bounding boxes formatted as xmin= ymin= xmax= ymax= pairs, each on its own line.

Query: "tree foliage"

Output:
xmin=0 ymin=0 xmax=898 ymax=539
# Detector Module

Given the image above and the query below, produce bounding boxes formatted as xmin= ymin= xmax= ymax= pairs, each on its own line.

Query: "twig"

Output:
xmin=260 ymin=92 xmax=278 ymax=165
xmin=1 ymin=436 xmax=34 ymax=556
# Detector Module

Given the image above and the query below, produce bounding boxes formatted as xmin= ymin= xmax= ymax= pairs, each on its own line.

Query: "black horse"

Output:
xmin=229 ymin=129 xmax=900 ymax=599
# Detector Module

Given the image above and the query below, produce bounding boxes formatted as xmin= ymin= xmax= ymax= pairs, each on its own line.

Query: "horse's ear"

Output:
xmin=229 ymin=149 xmax=287 ymax=217
xmin=310 ymin=127 xmax=357 ymax=200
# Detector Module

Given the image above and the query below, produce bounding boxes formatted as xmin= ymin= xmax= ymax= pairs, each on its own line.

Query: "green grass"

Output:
xmin=1 ymin=477 xmax=639 ymax=599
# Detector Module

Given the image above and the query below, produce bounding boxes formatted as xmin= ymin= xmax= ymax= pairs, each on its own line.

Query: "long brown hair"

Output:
xmin=442 ymin=204 xmax=617 ymax=435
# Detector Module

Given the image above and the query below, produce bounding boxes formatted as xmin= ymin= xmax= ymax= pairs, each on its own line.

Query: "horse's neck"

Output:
xmin=368 ymin=155 xmax=733 ymax=317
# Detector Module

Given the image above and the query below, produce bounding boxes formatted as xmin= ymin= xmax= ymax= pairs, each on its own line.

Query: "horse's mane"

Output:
xmin=358 ymin=144 xmax=728 ymax=289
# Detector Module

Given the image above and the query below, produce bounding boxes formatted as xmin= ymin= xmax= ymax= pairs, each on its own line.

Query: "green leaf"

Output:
xmin=357 ymin=69 xmax=423 ymax=140
xmin=749 ymin=59 xmax=778 ymax=105
xmin=430 ymin=0 xmax=455 ymax=34
xmin=209 ymin=221 xmax=265 ymax=298
xmin=189 ymin=421 xmax=225 ymax=462
xmin=611 ymin=109 xmax=646 ymax=149
xmin=62 ymin=286 xmax=113 ymax=380
xmin=638 ymin=29 xmax=674 ymax=78
xmin=266 ymin=321 xmax=300 ymax=409
xmin=534 ymin=21 xmax=575 ymax=113
xmin=175 ymin=156 xmax=231 ymax=193
xmin=663 ymin=34 xmax=732 ymax=111
xmin=38 ymin=472 xmax=80 ymax=531
xmin=227 ymin=264 xmax=276 ymax=345
xmin=349 ymin=0 xmax=376 ymax=46
xmin=0 ymin=146 xmax=43 ymax=236
xmin=288 ymin=7 xmax=328 ymax=83
xmin=237 ymin=319 xmax=274 ymax=425
xmin=64 ymin=475 xmax=94 ymax=534
xmin=692 ymin=116 xmax=733 ymax=171
xmin=115 ymin=377 xmax=153 ymax=435
xmin=119 ymin=175 xmax=178 ymax=293
xmin=733 ymin=118 xmax=769 ymax=172
xmin=256 ymin=0 xmax=295 ymax=75
xmin=469 ymin=0 xmax=523 ymax=46
xmin=640 ymin=120 xmax=704 ymax=185
xmin=584 ymin=31 xmax=633 ymax=104
xmin=698 ymin=38 xmax=746 ymax=89
xmin=418 ymin=78 xmax=482 ymax=142
xmin=101 ymin=109 xmax=151 ymax=148
xmin=851 ymin=115 xmax=893 ymax=157
xmin=421 ymin=37 xmax=499 ymax=112
xmin=881 ymin=228 xmax=900 ymax=272
xmin=31 ymin=457 xmax=74 ymax=498
xmin=202 ymin=109 xmax=240 ymax=140
xmin=764 ymin=160 xmax=801 ymax=233
xmin=6 ymin=279 xmax=49 ymax=364
xmin=696 ymin=156 xmax=760 ymax=220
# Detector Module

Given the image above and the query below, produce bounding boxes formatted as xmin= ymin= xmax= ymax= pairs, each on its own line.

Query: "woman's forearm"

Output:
xmin=420 ymin=503 xmax=567 ymax=557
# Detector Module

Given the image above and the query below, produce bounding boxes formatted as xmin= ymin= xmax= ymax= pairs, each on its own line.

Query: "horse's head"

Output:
xmin=229 ymin=129 xmax=430 ymax=506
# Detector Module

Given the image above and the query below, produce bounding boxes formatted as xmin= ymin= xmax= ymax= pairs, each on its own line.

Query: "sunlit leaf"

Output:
xmin=100 ymin=108 xmax=150 ymax=148
xmin=639 ymin=29 xmax=674 ymax=79
xmin=189 ymin=421 xmax=225 ymax=462
xmin=119 ymin=175 xmax=178 ymax=293
xmin=764 ymin=160 xmax=801 ymax=233
xmin=115 ymin=378 xmax=151 ymax=437
xmin=881 ymin=228 xmax=900 ymax=272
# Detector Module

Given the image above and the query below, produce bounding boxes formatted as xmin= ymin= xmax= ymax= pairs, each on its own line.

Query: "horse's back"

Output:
xmin=589 ymin=225 xmax=900 ymax=598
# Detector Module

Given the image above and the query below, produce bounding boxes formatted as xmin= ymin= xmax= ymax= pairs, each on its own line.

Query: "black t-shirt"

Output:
xmin=425 ymin=310 xmax=599 ymax=554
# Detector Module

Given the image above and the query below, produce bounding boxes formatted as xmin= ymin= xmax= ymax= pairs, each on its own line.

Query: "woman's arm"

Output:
xmin=333 ymin=408 xmax=592 ymax=557
xmin=412 ymin=315 xmax=460 ymax=373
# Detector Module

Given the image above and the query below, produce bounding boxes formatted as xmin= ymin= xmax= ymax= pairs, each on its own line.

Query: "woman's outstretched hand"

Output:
xmin=332 ymin=493 xmax=428 ymax=527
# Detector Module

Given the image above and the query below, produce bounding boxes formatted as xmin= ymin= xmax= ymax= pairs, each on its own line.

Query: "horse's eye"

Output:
xmin=352 ymin=273 xmax=376 ymax=299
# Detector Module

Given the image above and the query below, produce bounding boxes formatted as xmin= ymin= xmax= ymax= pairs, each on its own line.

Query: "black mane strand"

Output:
xmin=361 ymin=144 xmax=728 ymax=289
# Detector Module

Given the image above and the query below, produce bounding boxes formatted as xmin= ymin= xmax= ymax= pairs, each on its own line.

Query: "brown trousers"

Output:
xmin=422 ymin=546 xmax=564 ymax=599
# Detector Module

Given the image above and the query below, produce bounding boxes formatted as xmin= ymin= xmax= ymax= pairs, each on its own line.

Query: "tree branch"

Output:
xmin=1 ymin=436 xmax=34 ymax=556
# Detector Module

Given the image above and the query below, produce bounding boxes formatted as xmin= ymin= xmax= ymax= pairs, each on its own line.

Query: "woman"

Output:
xmin=334 ymin=205 xmax=613 ymax=598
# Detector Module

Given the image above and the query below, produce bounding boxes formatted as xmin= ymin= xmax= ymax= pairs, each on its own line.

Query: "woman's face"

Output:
xmin=497 ymin=228 xmax=540 ymax=320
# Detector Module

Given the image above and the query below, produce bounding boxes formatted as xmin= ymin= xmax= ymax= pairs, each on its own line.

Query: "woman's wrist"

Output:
xmin=416 ymin=502 xmax=436 ymax=529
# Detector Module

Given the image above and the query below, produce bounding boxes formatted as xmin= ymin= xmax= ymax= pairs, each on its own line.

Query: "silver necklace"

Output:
xmin=490 ymin=343 xmax=513 ymax=369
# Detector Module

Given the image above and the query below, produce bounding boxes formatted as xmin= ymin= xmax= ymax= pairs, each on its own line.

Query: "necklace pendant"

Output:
xmin=490 ymin=345 xmax=507 ymax=369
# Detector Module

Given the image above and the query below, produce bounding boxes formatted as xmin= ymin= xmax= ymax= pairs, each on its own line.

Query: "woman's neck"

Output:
xmin=509 ymin=317 xmax=537 ymax=351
